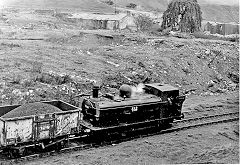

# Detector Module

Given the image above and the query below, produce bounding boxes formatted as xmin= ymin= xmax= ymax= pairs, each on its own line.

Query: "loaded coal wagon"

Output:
xmin=0 ymin=100 xmax=82 ymax=157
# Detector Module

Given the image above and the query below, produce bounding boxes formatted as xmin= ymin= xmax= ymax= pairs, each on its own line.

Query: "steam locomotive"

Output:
xmin=0 ymin=83 xmax=185 ymax=158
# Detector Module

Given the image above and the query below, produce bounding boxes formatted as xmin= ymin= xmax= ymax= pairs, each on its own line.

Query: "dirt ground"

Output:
xmin=0 ymin=9 xmax=239 ymax=164
xmin=10 ymin=90 xmax=236 ymax=165
xmin=182 ymin=91 xmax=239 ymax=118
xmin=0 ymin=10 xmax=239 ymax=99
xmin=0 ymin=91 xmax=237 ymax=165
xmin=21 ymin=121 xmax=239 ymax=164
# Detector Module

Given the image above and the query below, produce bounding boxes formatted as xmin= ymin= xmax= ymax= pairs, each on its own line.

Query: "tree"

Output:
xmin=161 ymin=0 xmax=202 ymax=33
xmin=126 ymin=3 xmax=137 ymax=9
xmin=134 ymin=14 xmax=153 ymax=32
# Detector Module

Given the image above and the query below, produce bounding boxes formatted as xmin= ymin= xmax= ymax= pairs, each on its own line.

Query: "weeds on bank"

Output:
xmin=11 ymin=74 xmax=22 ymax=84
xmin=2 ymin=60 xmax=91 ymax=106
xmin=0 ymin=42 xmax=21 ymax=49
xmin=0 ymin=80 xmax=90 ymax=106
xmin=193 ymin=32 xmax=239 ymax=42
xmin=31 ymin=61 xmax=43 ymax=73
xmin=33 ymin=72 xmax=73 ymax=85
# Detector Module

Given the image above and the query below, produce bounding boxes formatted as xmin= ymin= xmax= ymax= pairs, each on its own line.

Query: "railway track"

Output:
xmin=3 ymin=111 xmax=239 ymax=163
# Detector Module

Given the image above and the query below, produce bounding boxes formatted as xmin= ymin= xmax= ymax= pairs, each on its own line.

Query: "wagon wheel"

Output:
xmin=18 ymin=147 xmax=27 ymax=157
xmin=8 ymin=149 xmax=20 ymax=159
xmin=8 ymin=150 xmax=14 ymax=159
xmin=55 ymin=140 xmax=67 ymax=151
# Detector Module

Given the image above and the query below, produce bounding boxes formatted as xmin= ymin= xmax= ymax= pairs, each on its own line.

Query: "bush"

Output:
xmin=31 ymin=61 xmax=43 ymax=73
xmin=134 ymin=14 xmax=153 ymax=32
xmin=104 ymin=0 xmax=114 ymax=5
xmin=21 ymin=79 xmax=35 ymax=87
xmin=34 ymin=72 xmax=73 ymax=85
xmin=11 ymin=74 xmax=22 ymax=84
xmin=1 ymin=42 xmax=21 ymax=49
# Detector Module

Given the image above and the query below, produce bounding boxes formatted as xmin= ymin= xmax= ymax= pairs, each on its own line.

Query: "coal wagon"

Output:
xmin=0 ymin=101 xmax=82 ymax=157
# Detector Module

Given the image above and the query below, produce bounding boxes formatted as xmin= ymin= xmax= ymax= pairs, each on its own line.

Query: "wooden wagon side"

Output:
xmin=0 ymin=101 xmax=82 ymax=158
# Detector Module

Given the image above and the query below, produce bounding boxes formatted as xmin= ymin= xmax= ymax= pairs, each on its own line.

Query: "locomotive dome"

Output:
xmin=119 ymin=84 xmax=132 ymax=98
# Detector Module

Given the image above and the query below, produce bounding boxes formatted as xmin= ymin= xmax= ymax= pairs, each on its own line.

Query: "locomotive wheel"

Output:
xmin=34 ymin=145 xmax=44 ymax=153
xmin=159 ymin=119 xmax=172 ymax=129
xmin=55 ymin=142 xmax=63 ymax=151
xmin=164 ymin=119 xmax=173 ymax=128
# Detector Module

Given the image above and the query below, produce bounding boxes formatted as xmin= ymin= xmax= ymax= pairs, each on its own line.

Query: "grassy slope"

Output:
xmin=3 ymin=0 xmax=115 ymax=13
xmin=3 ymin=0 xmax=239 ymax=22
xmin=201 ymin=4 xmax=239 ymax=23
xmin=113 ymin=0 xmax=239 ymax=23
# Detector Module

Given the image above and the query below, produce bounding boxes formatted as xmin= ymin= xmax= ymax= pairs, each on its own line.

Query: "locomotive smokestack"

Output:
xmin=93 ymin=85 xmax=100 ymax=98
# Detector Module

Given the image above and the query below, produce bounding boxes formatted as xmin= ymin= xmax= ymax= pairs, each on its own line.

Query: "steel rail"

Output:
xmin=3 ymin=112 xmax=239 ymax=163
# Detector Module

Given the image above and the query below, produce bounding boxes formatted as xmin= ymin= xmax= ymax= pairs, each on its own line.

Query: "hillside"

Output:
xmin=112 ymin=0 xmax=239 ymax=23
xmin=1 ymin=0 xmax=239 ymax=23
xmin=1 ymin=0 xmax=115 ymax=13
xmin=201 ymin=4 xmax=239 ymax=23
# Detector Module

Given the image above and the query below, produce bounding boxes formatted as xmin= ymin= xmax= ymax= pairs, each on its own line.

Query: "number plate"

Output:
xmin=131 ymin=106 xmax=138 ymax=112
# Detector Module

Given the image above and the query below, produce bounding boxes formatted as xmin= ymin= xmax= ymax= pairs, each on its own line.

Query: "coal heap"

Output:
xmin=2 ymin=102 xmax=62 ymax=118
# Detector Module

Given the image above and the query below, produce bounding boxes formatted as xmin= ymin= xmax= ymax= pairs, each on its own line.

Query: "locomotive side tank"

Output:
xmin=80 ymin=83 xmax=185 ymax=131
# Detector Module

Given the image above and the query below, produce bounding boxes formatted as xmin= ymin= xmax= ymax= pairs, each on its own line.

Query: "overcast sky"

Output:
xmin=205 ymin=0 xmax=239 ymax=5
xmin=0 ymin=0 xmax=239 ymax=7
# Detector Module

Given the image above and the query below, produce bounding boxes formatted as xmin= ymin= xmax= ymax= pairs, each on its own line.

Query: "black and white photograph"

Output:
xmin=0 ymin=0 xmax=239 ymax=164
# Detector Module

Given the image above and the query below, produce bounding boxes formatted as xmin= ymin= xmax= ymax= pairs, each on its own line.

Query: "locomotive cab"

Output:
xmin=144 ymin=83 xmax=185 ymax=119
